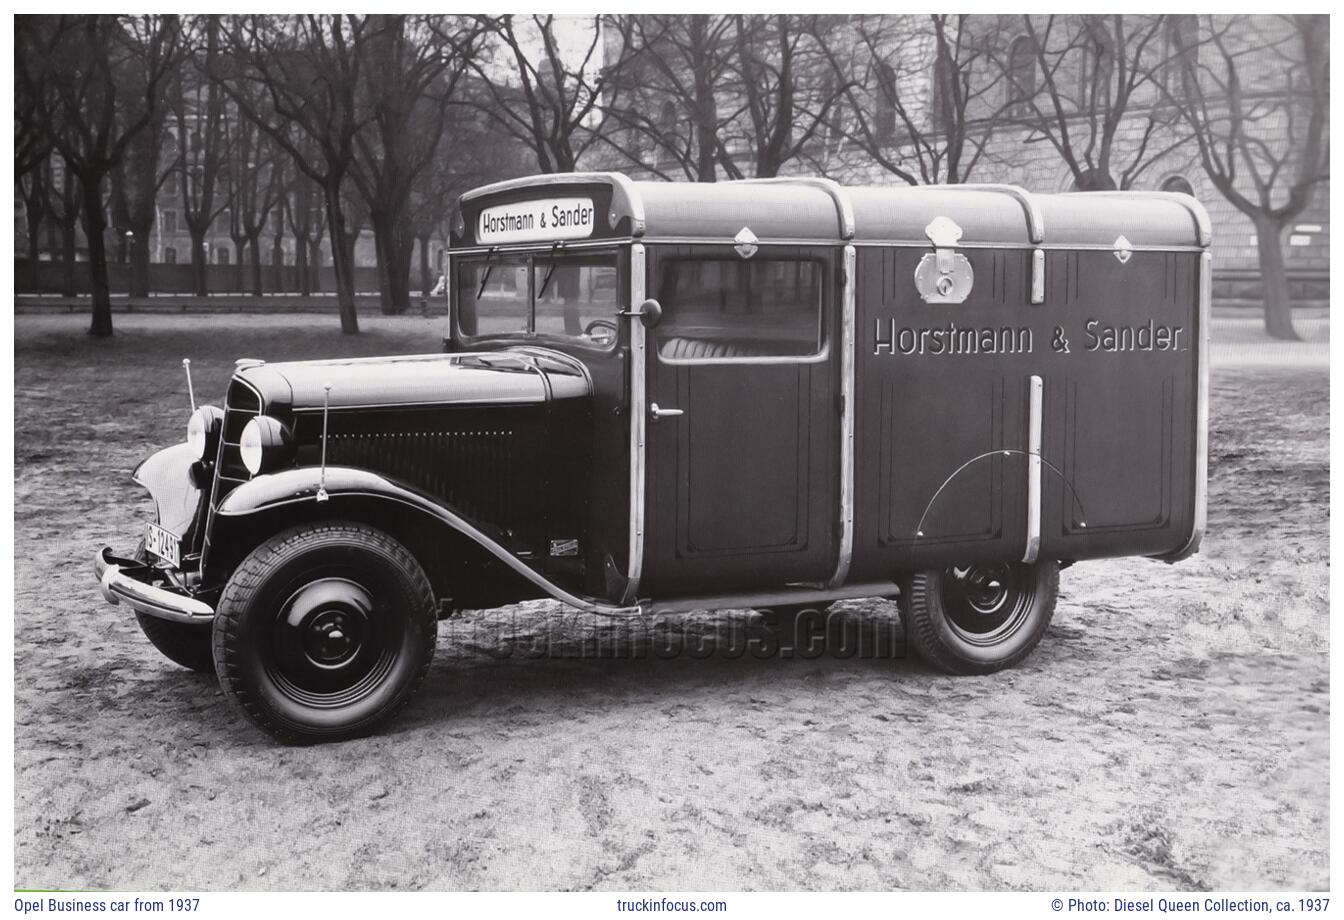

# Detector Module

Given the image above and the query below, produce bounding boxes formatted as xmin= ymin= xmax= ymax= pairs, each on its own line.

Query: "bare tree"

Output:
xmin=469 ymin=15 xmax=611 ymax=174
xmin=223 ymin=108 xmax=286 ymax=296
xmin=284 ymin=167 xmax=327 ymax=296
xmin=216 ymin=15 xmax=376 ymax=333
xmin=350 ymin=15 xmax=483 ymax=313
xmin=17 ymin=15 xmax=180 ymax=336
xmin=812 ymin=15 xmax=1006 ymax=185
xmin=17 ymin=161 xmax=49 ymax=264
xmin=175 ymin=15 xmax=231 ymax=298
xmin=598 ymin=15 xmax=740 ymax=181
xmin=724 ymin=15 xmax=849 ymax=179
xmin=999 ymin=15 xmax=1190 ymax=191
xmin=1163 ymin=15 xmax=1328 ymax=339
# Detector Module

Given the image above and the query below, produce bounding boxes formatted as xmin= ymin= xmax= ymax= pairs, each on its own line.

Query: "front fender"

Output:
xmin=214 ymin=467 xmax=636 ymax=616
xmin=132 ymin=442 xmax=200 ymax=536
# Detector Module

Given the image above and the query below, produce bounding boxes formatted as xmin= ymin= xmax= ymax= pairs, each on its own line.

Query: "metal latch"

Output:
xmin=914 ymin=216 xmax=975 ymax=304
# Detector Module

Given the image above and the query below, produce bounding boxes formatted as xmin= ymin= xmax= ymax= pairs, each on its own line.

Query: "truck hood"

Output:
xmin=233 ymin=350 xmax=590 ymax=411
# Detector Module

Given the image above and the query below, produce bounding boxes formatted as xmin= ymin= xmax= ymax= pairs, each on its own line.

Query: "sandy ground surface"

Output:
xmin=12 ymin=312 xmax=1329 ymax=891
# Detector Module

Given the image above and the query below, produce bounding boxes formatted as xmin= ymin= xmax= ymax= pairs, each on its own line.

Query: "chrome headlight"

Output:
xmin=239 ymin=416 xmax=294 ymax=476
xmin=186 ymin=405 xmax=225 ymax=461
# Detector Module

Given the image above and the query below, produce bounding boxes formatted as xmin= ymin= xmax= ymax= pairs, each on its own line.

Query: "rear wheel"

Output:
xmin=212 ymin=522 xmax=437 ymax=744
xmin=899 ymin=561 xmax=1058 ymax=674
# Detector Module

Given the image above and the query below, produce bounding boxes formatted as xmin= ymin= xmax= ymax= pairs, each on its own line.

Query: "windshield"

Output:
xmin=456 ymin=249 xmax=621 ymax=348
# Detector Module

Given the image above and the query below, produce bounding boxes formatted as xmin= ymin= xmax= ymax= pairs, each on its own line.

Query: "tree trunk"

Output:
xmin=295 ymin=237 xmax=310 ymax=296
xmin=130 ymin=234 xmax=152 ymax=298
xmin=323 ymin=179 xmax=359 ymax=334
xmin=308 ymin=239 xmax=322 ymax=294
xmin=271 ymin=234 xmax=284 ymax=293
xmin=1254 ymin=215 xmax=1298 ymax=340
xmin=79 ymin=175 xmax=113 ymax=337
xmin=25 ymin=209 xmax=41 ymax=263
xmin=60 ymin=219 xmax=77 ymax=296
xmin=248 ymin=235 xmax=264 ymax=297
xmin=418 ymin=234 xmax=431 ymax=296
xmin=190 ymin=232 xmax=208 ymax=297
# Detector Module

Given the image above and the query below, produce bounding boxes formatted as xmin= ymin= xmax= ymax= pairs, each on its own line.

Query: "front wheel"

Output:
xmin=898 ymin=561 xmax=1058 ymax=674
xmin=212 ymin=522 xmax=438 ymax=744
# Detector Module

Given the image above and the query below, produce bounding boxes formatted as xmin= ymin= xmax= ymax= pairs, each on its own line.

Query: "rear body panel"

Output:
xmin=849 ymin=243 xmax=1201 ymax=579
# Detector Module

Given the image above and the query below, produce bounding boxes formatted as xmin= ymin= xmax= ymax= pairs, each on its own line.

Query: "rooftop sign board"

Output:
xmin=477 ymin=198 xmax=596 ymax=245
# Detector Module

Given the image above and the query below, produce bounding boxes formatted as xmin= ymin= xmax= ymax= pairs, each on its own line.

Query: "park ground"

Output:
xmin=12 ymin=310 xmax=1329 ymax=890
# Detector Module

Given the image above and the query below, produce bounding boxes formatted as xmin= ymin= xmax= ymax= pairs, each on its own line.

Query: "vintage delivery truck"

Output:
xmin=94 ymin=173 xmax=1209 ymax=743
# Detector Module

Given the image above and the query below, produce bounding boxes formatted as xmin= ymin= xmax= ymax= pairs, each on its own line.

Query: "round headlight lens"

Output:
xmin=239 ymin=415 xmax=293 ymax=476
xmin=186 ymin=405 xmax=224 ymax=460
xmin=239 ymin=418 xmax=264 ymax=475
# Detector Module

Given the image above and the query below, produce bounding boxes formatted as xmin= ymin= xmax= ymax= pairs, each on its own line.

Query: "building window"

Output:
xmin=164 ymin=247 xmax=177 ymax=264
xmin=1160 ymin=175 xmax=1195 ymax=196
xmin=216 ymin=246 xmax=230 ymax=265
xmin=161 ymin=210 xmax=176 ymax=233
xmin=1006 ymin=36 xmax=1037 ymax=117
xmin=875 ymin=61 xmax=897 ymax=140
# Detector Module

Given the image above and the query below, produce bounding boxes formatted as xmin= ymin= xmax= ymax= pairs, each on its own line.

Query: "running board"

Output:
xmin=631 ymin=580 xmax=902 ymax=616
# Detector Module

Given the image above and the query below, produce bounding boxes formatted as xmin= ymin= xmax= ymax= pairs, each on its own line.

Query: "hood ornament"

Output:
xmin=734 ymin=227 xmax=759 ymax=259
xmin=1113 ymin=234 xmax=1133 ymax=264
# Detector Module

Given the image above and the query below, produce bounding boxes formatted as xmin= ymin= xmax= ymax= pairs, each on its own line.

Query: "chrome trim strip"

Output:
xmin=94 ymin=549 xmax=214 ymax=623
xmin=459 ymin=171 xmax=647 ymax=238
xmin=1023 ymin=375 xmax=1043 ymax=565
xmin=935 ymin=183 xmax=1045 ymax=244
xmin=734 ymin=177 xmax=856 ymax=239
xmin=1157 ymin=250 xmax=1210 ymax=562
xmin=828 ymin=243 xmax=857 ymax=589
xmin=622 ymin=242 xmax=648 ymax=605
xmin=657 ymin=347 xmax=831 ymax=368
xmin=1069 ymin=191 xmax=1212 ymax=247
xmin=851 ymin=240 xmax=1205 ymax=253
xmin=1031 ymin=248 xmax=1045 ymax=304
xmin=640 ymin=236 xmax=846 ymax=248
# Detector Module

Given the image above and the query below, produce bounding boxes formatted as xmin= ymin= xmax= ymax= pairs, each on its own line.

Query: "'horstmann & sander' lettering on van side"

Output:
xmin=874 ymin=319 xmax=1034 ymax=356
xmin=478 ymin=198 xmax=596 ymax=244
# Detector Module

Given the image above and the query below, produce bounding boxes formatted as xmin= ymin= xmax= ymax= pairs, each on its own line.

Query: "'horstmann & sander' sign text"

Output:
xmin=874 ymin=318 xmax=1187 ymax=356
xmin=478 ymin=198 xmax=596 ymax=245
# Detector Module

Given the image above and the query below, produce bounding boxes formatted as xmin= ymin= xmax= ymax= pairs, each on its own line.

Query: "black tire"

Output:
xmin=898 ymin=560 xmax=1058 ymax=675
xmin=212 ymin=522 xmax=438 ymax=744
xmin=135 ymin=612 xmax=214 ymax=672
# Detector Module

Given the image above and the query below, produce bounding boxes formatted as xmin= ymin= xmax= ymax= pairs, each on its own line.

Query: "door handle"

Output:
xmin=649 ymin=402 xmax=684 ymax=420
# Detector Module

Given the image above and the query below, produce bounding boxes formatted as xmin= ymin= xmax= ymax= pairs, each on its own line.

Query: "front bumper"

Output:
xmin=94 ymin=547 xmax=214 ymax=624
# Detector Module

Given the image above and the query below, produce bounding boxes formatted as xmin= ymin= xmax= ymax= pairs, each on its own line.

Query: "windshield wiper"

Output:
xmin=475 ymin=246 xmax=499 ymax=300
xmin=535 ymin=241 xmax=564 ymax=301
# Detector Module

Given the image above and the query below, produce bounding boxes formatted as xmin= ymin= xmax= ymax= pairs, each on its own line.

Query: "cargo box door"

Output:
xmin=640 ymin=246 xmax=839 ymax=594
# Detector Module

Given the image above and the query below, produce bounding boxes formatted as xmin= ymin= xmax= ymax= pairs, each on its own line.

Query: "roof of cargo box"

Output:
xmin=456 ymin=173 xmax=1210 ymax=250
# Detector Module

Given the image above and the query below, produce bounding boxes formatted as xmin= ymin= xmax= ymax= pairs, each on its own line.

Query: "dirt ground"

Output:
xmin=12 ymin=312 xmax=1329 ymax=891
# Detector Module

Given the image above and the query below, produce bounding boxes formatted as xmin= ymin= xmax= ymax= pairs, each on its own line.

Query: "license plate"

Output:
xmin=144 ymin=522 xmax=181 ymax=568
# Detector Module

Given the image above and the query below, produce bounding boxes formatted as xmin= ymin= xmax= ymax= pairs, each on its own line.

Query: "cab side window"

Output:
xmin=657 ymin=258 xmax=823 ymax=360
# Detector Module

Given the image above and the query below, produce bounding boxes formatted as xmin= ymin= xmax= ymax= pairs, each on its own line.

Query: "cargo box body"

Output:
xmin=846 ymin=188 xmax=1209 ymax=577
xmin=448 ymin=173 xmax=1209 ymax=609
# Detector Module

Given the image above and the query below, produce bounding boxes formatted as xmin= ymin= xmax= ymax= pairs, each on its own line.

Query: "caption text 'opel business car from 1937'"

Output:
xmin=94 ymin=173 xmax=1210 ymax=743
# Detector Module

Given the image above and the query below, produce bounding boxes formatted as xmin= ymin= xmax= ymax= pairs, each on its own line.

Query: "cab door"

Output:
xmin=640 ymin=245 xmax=839 ymax=596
